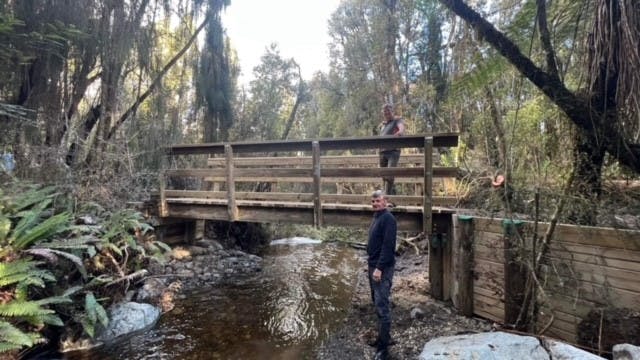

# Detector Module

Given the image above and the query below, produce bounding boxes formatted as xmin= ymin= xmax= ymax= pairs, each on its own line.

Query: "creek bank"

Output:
xmin=313 ymin=243 xmax=620 ymax=360
xmin=61 ymin=238 xmax=263 ymax=353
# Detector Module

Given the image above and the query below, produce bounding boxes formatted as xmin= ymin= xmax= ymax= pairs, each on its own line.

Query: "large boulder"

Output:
xmin=419 ymin=332 xmax=604 ymax=360
xmin=613 ymin=344 xmax=640 ymax=360
xmin=97 ymin=302 xmax=161 ymax=343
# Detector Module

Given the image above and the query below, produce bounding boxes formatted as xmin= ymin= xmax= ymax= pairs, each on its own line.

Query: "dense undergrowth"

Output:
xmin=0 ymin=181 xmax=170 ymax=358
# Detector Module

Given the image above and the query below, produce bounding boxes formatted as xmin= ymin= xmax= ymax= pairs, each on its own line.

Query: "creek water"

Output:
xmin=61 ymin=238 xmax=362 ymax=360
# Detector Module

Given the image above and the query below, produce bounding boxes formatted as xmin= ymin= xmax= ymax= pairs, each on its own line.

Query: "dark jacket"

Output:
xmin=367 ymin=208 xmax=397 ymax=269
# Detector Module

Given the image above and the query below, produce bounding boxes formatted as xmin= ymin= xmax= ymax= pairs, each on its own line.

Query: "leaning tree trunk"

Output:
xmin=566 ymin=129 xmax=605 ymax=225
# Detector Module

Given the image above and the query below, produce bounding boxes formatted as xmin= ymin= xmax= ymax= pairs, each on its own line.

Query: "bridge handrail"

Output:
xmin=165 ymin=133 xmax=458 ymax=155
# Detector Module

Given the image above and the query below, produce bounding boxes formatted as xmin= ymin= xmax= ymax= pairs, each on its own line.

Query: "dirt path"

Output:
xmin=314 ymin=247 xmax=492 ymax=359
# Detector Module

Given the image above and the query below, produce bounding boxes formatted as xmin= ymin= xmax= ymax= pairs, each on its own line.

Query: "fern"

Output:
xmin=0 ymin=301 xmax=55 ymax=317
xmin=36 ymin=235 xmax=98 ymax=249
xmin=0 ymin=259 xmax=54 ymax=288
xmin=13 ymin=211 xmax=71 ymax=249
xmin=25 ymin=248 xmax=87 ymax=279
xmin=0 ymin=320 xmax=37 ymax=348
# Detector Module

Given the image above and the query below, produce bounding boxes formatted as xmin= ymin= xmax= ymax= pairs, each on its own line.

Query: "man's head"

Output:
xmin=382 ymin=103 xmax=394 ymax=121
xmin=371 ymin=189 xmax=388 ymax=211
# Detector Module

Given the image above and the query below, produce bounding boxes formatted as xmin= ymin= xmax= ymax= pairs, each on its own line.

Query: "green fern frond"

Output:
xmin=0 ymin=260 xmax=52 ymax=288
xmin=0 ymin=259 xmax=42 ymax=278
xmin=37 ymin=235 xmax=98 ymax=249
xmin=26 ymin=248 xmax=87 ymax=279
xmin=10 ymin=200 xmax=51 ymax=241
xmin=96 ymin=301 xmax=108 ymax=327
xmin=85 ymin=292 xmax=98 ymax=324
xmin=62 ymin=285 xmax=84 ymax=297
xmin=0 ymin=341 xmax=24 ymax=353
xmin=80 ymin=318 xmax=95 ymax=338
xmin=35 ymin=296 xmax=72 ymax=306
xmin=22 ymin=312 xmax=64 ymax=327
xmin=13 ymin=212 xmax=71 ymax=249
xmin=0 ymin=215 xmax=10 ymax=242
xmin=0 ymin=274 xmax=45 ymax=288
xmin=10 ymin=185 xmax=58 ymax=212
xmin=0 ymin=320 xmax=33 ymax=347
xmin=0 ymin=300 xmax=54 ymax=317
xmin=99 ymin=242 xmax=122 ymax=257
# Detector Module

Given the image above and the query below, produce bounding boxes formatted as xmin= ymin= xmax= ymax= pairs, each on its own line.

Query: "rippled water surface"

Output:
xmin=62 ymin=239 xmax=361 ymax=360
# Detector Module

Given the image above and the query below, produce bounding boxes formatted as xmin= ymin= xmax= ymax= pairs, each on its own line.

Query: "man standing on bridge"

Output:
xmin=379 ymin=103 xmax=405 ymax=196
xmin=367 ymin=190 xmax=397 ymax=360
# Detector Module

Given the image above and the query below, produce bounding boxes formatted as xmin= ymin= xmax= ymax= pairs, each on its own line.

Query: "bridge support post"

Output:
xmin=225 ymin=144 xmax=238 ymax=221
xmin=312 ymin=141 xmax=323 ymax=227
xmin=425 ymin=137 xmax=444 ymax=300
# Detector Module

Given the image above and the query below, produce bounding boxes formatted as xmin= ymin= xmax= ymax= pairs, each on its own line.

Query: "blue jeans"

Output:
xmin=368 ymin=266 xmax=394 ymax=351
xmin=379 ymin=150 xmax=400 ymax=195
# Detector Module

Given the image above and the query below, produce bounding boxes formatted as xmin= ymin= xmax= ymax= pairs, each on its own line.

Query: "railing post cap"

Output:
xmin=501 ymin=219 xmax=524 ymax=227
xmin=458 ymin=215 xmax=473 ymax=221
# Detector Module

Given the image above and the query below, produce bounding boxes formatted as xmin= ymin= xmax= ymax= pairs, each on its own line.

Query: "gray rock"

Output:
xmin=410 ymin=307 xmax=425 ymax=320
xmin=97 ymin=302 xmax=161 ymax=343
xmin=136 ymin=278 xmax=166 ymax=302
xmin=543 ymin=338 xmax=605 ymax=360
xmin=613 ymin=344 xmax=640 ymax=360
xmin=419 ymin=332 xmax=549 ymax=360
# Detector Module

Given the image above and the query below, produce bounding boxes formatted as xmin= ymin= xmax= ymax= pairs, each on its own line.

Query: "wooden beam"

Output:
xmin=225 ymin=145 xmax=238 ymax=221
xmin=207 ymin=153 xmax=433 ymax=167
xmin=456 ymin=215 xmax=475 ymax=316
xmin=503 ymin=219 xmax=527 ymax=330
xmin=166 ymin=133 xmax=459 ymax=155
xmin=169 ymin=166 xmax=457 ymax=181
xmin=312 ymin=141 xmax=322 ymax=227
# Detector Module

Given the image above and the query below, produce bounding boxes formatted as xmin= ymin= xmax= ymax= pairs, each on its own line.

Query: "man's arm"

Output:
xmin=395 ymin=119 xmax=405 ymax=136
xmin=376 ymin=214 xmax=397 ymax=270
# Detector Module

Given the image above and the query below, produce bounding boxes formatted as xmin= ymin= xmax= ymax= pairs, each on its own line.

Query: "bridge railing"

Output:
xmin=160 ymin=133 xmax=459 ymax=233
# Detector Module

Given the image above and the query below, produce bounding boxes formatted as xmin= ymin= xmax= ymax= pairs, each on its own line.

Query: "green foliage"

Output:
xmin=0 ymin=258 xmax=69 ymax=353
xmin=79 ymin=292 xmax=108 ymax=338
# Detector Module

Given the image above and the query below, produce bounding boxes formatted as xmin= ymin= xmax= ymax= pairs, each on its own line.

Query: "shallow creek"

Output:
xmin=63 ymin=238 xmax=362 ymax=360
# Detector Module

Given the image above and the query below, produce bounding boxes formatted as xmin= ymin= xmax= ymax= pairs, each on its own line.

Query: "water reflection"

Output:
xmin=62 ymin=239 xmax=361 ymax=360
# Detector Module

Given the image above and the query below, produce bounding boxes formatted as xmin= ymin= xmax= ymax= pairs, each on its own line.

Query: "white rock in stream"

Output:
xmin=97 ymin=302 xmax=161 ymax=343
xmin=419 ymin=331 xmax=604 ymax=360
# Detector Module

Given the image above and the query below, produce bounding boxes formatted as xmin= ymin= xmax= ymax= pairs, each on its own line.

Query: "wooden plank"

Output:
xmin=163 ymin=190 xmax=456 ymax=206
xmin=207 ymin=154 xmax=431 ymax=167
xmin=475 ymin=231 xmax=505 ymax=249
xmin=542 ymin=256 xmax=640 ymax=293
xmin=475 ymin=243 xmax=505 ymax=263
xmin=202 ymin=175 xmax=438 ymax=184
xmin=549 ymin=241 xmax=640 ymax=264
xmin=545 ymin=247 xmax=640 ymax=273
xmin=474 ymin=284 xmax=504 ymax=301
xmin=474 ymin=292 xmax=504 ymax=323
xmin=166 ymin=133 xmax=460 ymax=155
xmin=473 ymin=217 xmax=640 ymax=251
xmin=543 ymin=276 xmax=640 ymax=309
xmin=473 ymin=217 xmax=504 ymax=234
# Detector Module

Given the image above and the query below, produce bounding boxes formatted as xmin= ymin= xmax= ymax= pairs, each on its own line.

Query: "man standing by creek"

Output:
xmin=367 ymin=190 xmax=397 ymax=360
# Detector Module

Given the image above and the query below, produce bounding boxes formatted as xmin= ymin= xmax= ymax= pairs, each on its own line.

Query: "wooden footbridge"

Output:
xmin=147 ymin=133 xmax=460 ymax=299
xmin=155 ymin=133 xmax=458 ymax=233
